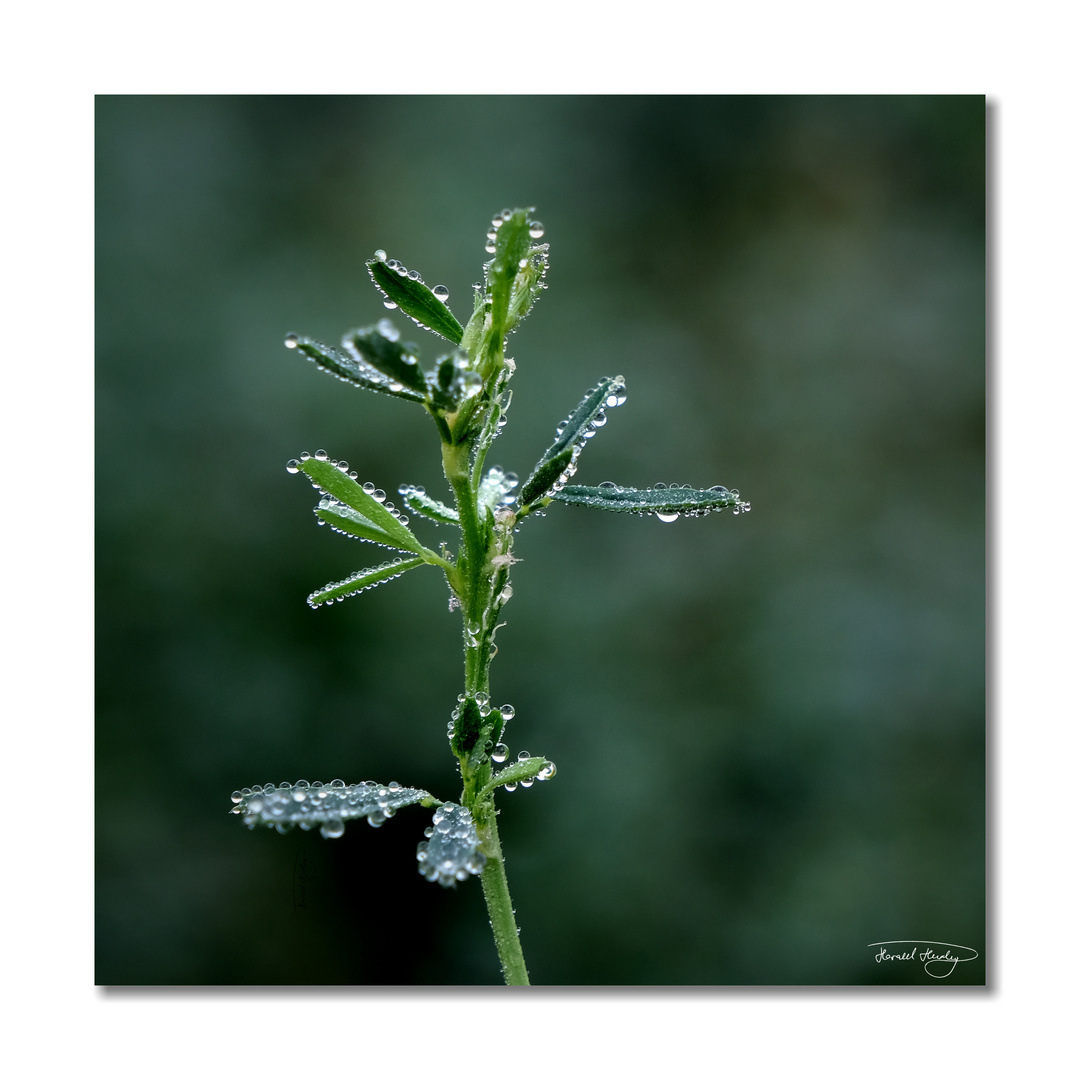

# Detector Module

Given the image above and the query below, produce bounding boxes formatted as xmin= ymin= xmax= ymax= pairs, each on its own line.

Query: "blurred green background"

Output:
xmin=96 ymin=95 xmax=985 ymax=985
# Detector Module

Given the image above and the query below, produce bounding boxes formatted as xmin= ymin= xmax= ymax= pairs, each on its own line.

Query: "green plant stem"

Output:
xmin=477 ymin=812 xmax=530 ymax=985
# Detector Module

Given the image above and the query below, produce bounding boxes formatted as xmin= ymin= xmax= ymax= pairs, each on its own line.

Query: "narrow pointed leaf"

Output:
xmin=551 ymin=483 xmax=751 ymax=518
xmin=519 ymin=375 xmax=627 ymax=505
xmin=486 ymin=208 xmax=534 ymax=350
xmin=342 ymin=323 xmax=427 ymax=395
xmin=367 ymin=256 xmax=464 ymax=344
xmin=229 ymin=779 xmax=436 ymax=836
xmin=416 ymin=803 xmax=487 ymax=887
xmin=298 ymin=458 xmax=426 ymax=555
xmin=307 ymin=555 xmax=426 ymax=608
xmin=285 ymin=334 xmax=425 ymax=402
xmin=315 ymin=500 xmax=422 ymax=553
xmin=484 ymin=757 xmax=556 ymax=796
xmin=507 ymin=242 xmax=549 ymax=329
xmin=398 ymin=486 xmax=459 ymax=525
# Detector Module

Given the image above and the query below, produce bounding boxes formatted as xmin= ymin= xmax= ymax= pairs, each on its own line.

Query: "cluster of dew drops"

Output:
xmin=593 ymin=480 xmax=752 ymax=523
xmin=485 ymin=208 xmax=546 ymax=255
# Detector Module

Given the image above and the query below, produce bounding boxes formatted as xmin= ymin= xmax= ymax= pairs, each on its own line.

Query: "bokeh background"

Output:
xmin=96 ymin=95 xmax=985 ymax=986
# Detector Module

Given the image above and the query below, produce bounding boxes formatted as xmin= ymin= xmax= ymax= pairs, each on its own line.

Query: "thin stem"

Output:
xmin=477 ymin=811 xmax=530 ymax=985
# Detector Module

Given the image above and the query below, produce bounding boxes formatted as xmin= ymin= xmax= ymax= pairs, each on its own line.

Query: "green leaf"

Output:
xmin=429 ymin=350 xmax=482 ymax=414
xmin=298 ymin=458 xmax=426 ymax=555
xmin=341 ymin=322 xmax=428 ymax=396
xmin=307 ymin=555 xmax=427 ymax=608
xmin=483 ymin=756 xmax=556 ymax=797
xmin=551 ymin=482 xmax=751 ymax=519
xmin=229 ymin=779 xmax=437 ymax=836
xmin=416 ymin=803 xmax=487 ymax=887
xmin=519 ymin=375 xmax=627 ymax=506
xmin=397 ymin=485 xmax=460 ymax=526
xmin=367 ymin=256 xmax=464 ymax=345
xmin=315 ymin=500 xmax=423 ymax=554
xmin=486 ymin=209 xmax=534 ymax=339
xmin=285 ymin=333 xmax=425 ymax=402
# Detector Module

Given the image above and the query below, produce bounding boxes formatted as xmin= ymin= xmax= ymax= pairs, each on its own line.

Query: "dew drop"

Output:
xmin=538 ymin=762 xmax=556 ymax=781
xmin=432 ymin=284 xmax=450 ymax=303
xmin=285 ymin=459 xmax=300 ymax=474
xmin=373 ymin=249 xmax=387 ymax=261
xmin=230 ymin=791 xmax=243 ymax=804
xmin=373 ymin=489 xmax=386 ymax=503
xmin=330 ymin=778 xmax=346 ymax=789
xmin=474 ymin=691 xmax=490 ymax=709
xmin=320 ymin=818 xmax=345 ymax=839
xmin=315 ymin=449 xmax=328 ymax=461
xmin=485 ymin=241 xmax=497 ymax=254
xmin=656 ymin=511 xmax=680 ymax=523
xmin=492 ymin=743 xmax=509 ymax=763
xmin=520 ymin=778 xmax=534 ymax=789
xmin=284 ymin=333 xmax=299 ymax=349
xmin=517 ymin=750 xmax=531 ymax=762
xmin=503 ymin=782 xmax=518 ymax=793
xmin=362 ymin=482 xmax=375 ymax=495
xmin=383 ymin=300 xmax=398 ymax=309
xmin=500 ymin=703 xmax=515 ymax=721
xmin=528 ymin=220 xmax=545 ymax=238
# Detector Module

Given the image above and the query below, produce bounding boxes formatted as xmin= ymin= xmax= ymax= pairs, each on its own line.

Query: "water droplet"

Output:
xmin=284 ymin=333 xmax=299 ymax=349
xmin=432 ymin=284 xmax=450 ymax=302
xmin=230 ymin=790 xmax=243 ymax=803
xmin=475 ymin=691 xmax=490 ymax=709
xmin=503 ymin=782 xmax=518 ymax=793
xmin=407 ymin=269 xmax=421 ymax=281
xmin=520 ymin=778 xmax=534 ymax=789
xmin=656 ymin=511 xmax=680 ymax=523
xmin=492 ymin=743 xmax=509 ymax=763
xmin=330 ymin=778 xmax=346 ymax=789
xmin=299 ymin=451 xmax=311 ymax=461
xmin=373 ymin=489 xmax=386 ymax=503
xmin=517 ymin=750 xmax=531 ymax=762
xmin=362 ymin=482 xmax=375 ymax=495
xmin=320 ymin=818 xmax=345 ymax=839
xmin=598 ymin=481 xmax=617 ymax=490
xmin=590 ymin=412 xmax=607 ymax=428
xmin=528 ymin=220 xmax=545 ymax=238
xmin=373 ymin=249 xmax=387 ymax=261
xmin=485 ymin=241 xmax=497 ymax=254
xmin=500 ymin=209 xmax=513 ymax=221
xmin=286 ymin=459 xmax=300 ymax=474
xmin=383 ymin=300 xmax=398 ymax=309
xmin=606 ymin=388 xmax=627 ymax=407
xmin=315 ymin=449 xmax=328 ymax=461
xmin=538 ymin=762 xmax=556 ymax=781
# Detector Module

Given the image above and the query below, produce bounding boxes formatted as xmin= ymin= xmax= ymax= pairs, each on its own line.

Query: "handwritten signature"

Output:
xmin=868 ymin=940 xmax=979 ymax=979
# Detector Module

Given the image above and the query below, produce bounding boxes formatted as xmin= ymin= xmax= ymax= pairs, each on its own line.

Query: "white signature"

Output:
xmin=867 ymin=940 xmax=980 ymax=979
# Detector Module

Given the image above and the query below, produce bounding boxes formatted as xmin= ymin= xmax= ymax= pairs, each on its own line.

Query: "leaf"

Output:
xmin=483 ymin=756 xmax=557 ymax=796
xmin=307 ymin=555 xmax=427 ymax=608
xmin=486 ymin=209 xmax=535 ymax=348
xmin=518 ymin=376 xmax=627 ymax=506
xmin=367 ymin=256 xmax=464 ymax=345
xmin=550 ymin=482 xmax=751 ymax=519
xmin=229 ymin=779 xmax=436 ymax=836
xmin=341 ymin=322 xmax=428 ymax=396
xmin=416 ymin=803 xmax=487 ymax=887
xmin=397 ymin=485 xmax=459 ymax=525
xmin=285 ymin=334 xmax=425 ymax=403
xmin=298 ymin=458 xmax=426 ymax=555
xmin=315 ymin=500 xmax=424 ymax=554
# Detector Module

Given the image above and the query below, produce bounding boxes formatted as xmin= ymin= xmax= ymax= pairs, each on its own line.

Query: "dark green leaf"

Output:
xmin=298 ymin=458 xmax=426 ymax=555
xmin=519 ymin=376 xmax=627 ymax=505
xmin=229 ymin=779 xmax=436 ymax=836
xmin=486 ymin=208 xmax=534 ymax=348
xmin=285 ymin=333 xmax=425 ymax=402
xmin=367 ymin=256 xmax=464 ymax=344
xmin=518 ymin=447 xmax=574 ymax=507
xmin=341 ymin=323 xmax=428 ymax=395
xmin=551 ymin=483 xmax=751 ymax=519
xmin=307 ymin=555 xmax=427 ymax=608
